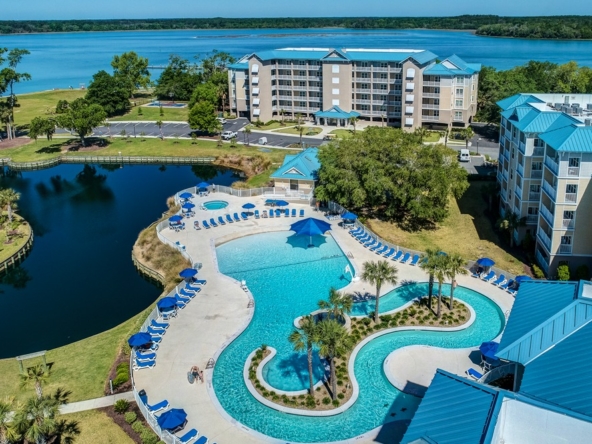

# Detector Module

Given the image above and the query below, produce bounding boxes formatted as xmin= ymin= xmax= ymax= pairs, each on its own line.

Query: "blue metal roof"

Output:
xmin=228 ymin=62 xmax=248 ymax=70
xmin=424 ymin=55 xmax=481 ymax=76
xmin=539 ymin=124 xmax=592 ymax=153
xmin=270 ymin=147 xmax=320 ymax=181
xmin=345 ymin=50 xmax=438 ymax=64
xmin=314 ymin=105 xmax=360 ymax=119
xmin=498 ymin=281 xmax=578 ymax=356
xmin=248 ymin=48 xmax=439 ymax=64
xmin=497 ymin=94 xmax=545 ymax=111
xmin=402 ymin=370 xmax=499 ymax=444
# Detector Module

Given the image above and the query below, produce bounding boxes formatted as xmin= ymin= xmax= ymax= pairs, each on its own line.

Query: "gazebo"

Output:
xmin=314 ymin=106 xmax=360 ymax=127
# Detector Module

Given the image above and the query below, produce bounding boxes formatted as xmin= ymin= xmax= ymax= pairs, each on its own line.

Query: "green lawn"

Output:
xmin=0 ymin=214 xmax=31 ymax=264
xmin=368 ymin=182 xmax=526 ymax=275
xmin=329 ymin=129 xmax=355 ymax=139
xmin=110 ymin=105 xmax=189 ymax=122
xmin=13 ymin=90 xmax=86 ymax=126
xmin=424 ymin=131 xmax=443 ymax=143
xmin=272 ymin=126 xmax=322 ymax=136
xmin=252 ymin=122 xmax=284 ymax=131
xmin=63 ymin=410 xmax=134 ymax=444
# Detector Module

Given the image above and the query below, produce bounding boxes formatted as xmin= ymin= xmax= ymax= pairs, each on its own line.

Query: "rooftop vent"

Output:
xmin=572 ymin=103 xmax=581 ymax=108
xmin=585 ymin=119 xmax=592 ymax=127
xmin=561 ymin=105 xmax=572 ymax=114
xmin=587 ymin=104 xmax=592 ymax=111
xmin=555 ymin=103 xmax=563 ymax=109
xmin=575 ymin=107 xmax=583 ymax=115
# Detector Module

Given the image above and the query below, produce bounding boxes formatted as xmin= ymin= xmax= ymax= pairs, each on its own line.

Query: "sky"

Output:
xmin=3 ymin=0 xmax=592 ymax=20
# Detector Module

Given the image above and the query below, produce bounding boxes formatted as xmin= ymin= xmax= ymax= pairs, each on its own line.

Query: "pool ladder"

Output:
xmin=206 ymin=358 xmax=215 ymax=369
xmin=247 ymin=299 xmax=255 ymax=308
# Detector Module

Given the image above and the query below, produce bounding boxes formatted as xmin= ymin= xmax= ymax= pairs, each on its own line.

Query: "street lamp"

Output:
xmin=169 ymin=91 xmax=174 ymax=104
xmin=477 ymin=137 xmax=482 ymax=155
xmin=133 ymin=123 xmax=136 ymax=138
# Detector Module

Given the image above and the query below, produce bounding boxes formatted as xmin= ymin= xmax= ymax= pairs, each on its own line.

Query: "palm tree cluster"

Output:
xmin=288 ymin=288 xmax=354 ymax=401
xmin=361 ymin=260 xmax=399 ymax=323
xmin=0 ymin=188 xmax=20 ymax=225
xmin=419 ymin=249 xmax=468 ymax=317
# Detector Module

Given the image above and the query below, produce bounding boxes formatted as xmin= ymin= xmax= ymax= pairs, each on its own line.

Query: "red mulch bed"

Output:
xmin=0 ymin=137 xmax=32 ymax=150
xmin=100 ymin=404 xmax=142 ymax=444
xmin=104 ymin=350 xmax=132 ymax=395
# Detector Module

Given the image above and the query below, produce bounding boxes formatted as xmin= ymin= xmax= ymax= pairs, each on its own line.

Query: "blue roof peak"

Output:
xmin=270 ymin=147 xmax=320 ymax=181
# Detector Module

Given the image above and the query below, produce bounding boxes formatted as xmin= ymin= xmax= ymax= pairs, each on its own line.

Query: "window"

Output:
xmin=566 ymin=184 xmax=578 ymax=194
xmin=332 ymin=65 xmax=340 ymax=73
xmin=332 ymin=77 xmax=339 ymax=84
xmin=359 ymin=72 xmax=369 ymax=79
xmin=299 ymin=91 xmax=306 ymax=97
xmin=290 ymin=180 xmax=299 ymax=191
xmin=471 ymin=95 xmax=474 ymax=102
xmin=380 ymin=73 xmax=388 ymax=79
xmin=332 ymin=99 xmax=340 ymax=106
xmin=380 ymin=62 xmax=388 ymax=68
xmin=454 ymin=111 xmax=462 ymax=120
xmin=530 ymin=184 xmax=541 ymax=193
xmin=456 ymin=88 xmax=464 ymax=95
xmin=564 ymin=210 xmax=574 ymax=220
xmin=528 ymin=207 xmax=539 ymax=215
xmin=359 ymin=62 xmax=369 ymax=68
xmin=332 ymin=88 xmax=339 ymax=95
xmin=299 ymin=101 xmax=306 ymax=107
xmin=561 ymin=235 xmax=572 ymax=245
xmin=455 ymin=99 xmax=463 ymax=107
xmin=455 ymin=76 xmax=464 ymax=84
xmin=380 ymin=84 xmax=387 ymax=90
xmin=569 ymin=158 xmax=580 ymax=167
xmin=406 ymin=68 xmax=416 ymax=79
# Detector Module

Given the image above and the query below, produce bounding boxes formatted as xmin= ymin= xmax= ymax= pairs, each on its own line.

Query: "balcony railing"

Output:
xmin=543 ymin=180 xmax=557 ymax=201
xmin=528 ymin=192 xmax=541 ymax=201
xmin=568 ymin=166 xmax=580 ymax=176
xmin=354 ymin=99 xmax=372 ymax=104
xmin=517 ymin=163 xmax=524 ymax=177
xmin=423 ymin=81 xmax=440 ymax=87
xmin=373 ymin=67 xmax=389 ymax=72
xmin=355 ymin=88 xmax=372 ymax=93
xmin=537 ymin=229 xmax=552 ymax=252
xmin=519 ymin=141 xmax=526 ymax=154
xmin=308 ymin=86 xmax=321 ymax=92
xmin=533 ymin=147 xmax=544 ymax=156
xmin=562 ymin=218 xmax=575 ymax=229
xmin=545 ymin=156 xmax=559 ymax=175
xmin=354 ymin=66 xmax=372 ymax=72
xmin=526 ymin=215 xmax=538 ymax=224
xmin=422 ymin=92 xmax=440 ymax=98
xmin=559 ymin=244 xmax=573 ymax=254
xmin=565 ymin=193 xmax=577 ymax=203
xmin=530 ymin=170 xmax=543 ymax=179
xmin=497 ymin=171 xmax=502 ymax=182
xmin=422 ymin=115 xmax=440 ymax=121
xmin=540 ymin=203 xmax=554 ymax=226
xmin=422 ymin=104 xmax=440 ymax=110
xmin=515 ymin=184 xmax=523 ymax=199
xmin=536 ymin=249 xmax=549 ymax=273
xmin=503 ymin=169 xmax=509 ymax=182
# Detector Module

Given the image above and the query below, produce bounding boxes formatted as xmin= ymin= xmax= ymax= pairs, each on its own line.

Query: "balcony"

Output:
xmin=423 ymin=81 xmax=440 ymax=87
xmin=519 ymin=141 xmax=526 ymax=154
xmin=422 ymin=92 xmax=440 ymax=99
xmin=559 ymin=244 xmax=573 ymax=254
xmin=293 ymin=86 xmax=308 ymax=91
xmin=536 ymin=249 xmax=550 ymax=273
xmin=565 ymin=193 xmax=577 ymax=204
xmin=422 ymin=104 xmax=440 ymax=110
xmin=372 ymin=78 xmax=390 ymax=84
xmin=537 ymin=229 xmax=552 ymax=252
xmin=502 ymin=169 xmax=509 ymax=182
xmin=568 ymin=166 xmax=580 ymax=177
xmin=422 ymin=115 xmax=440 ymax=121
xmin=354 ymin=99 xmax=372 ymax=104
xmin=526 ymin=215 xmax=538 ymax=224
xmin=517 ymin=163 xmax=524 ymax=177
xmin=562 ymin=218 xmax=575 ymax=229
xmin=453 ymin=115 xmax=465 ymax=122
xmin=543 ymin=180 xmax=557 ymax=201
xmin=540 ymin=203 xmax=554 ymax=226
xmin=528 ymin=192 xmax=541 ymax=201
xmin=530 ymin=170 xmax=543 ymax=179
xmin=545 ymin=156 xmax=559 ymax=175
xmin=497 ymin=171 xmax=502 ymax=182
xmin=308 ymin=86 xmax=321 ymax=92
xmin=515 ymin=184 xmax=523 ymax=199
xmin=373 ymin=67 xmax=389 ymax=72
xmin=533 ymin=147 xmax=544 ymax=156
xmin=355 ymin=88 xmax=372 ymax=93
xmin=354 ymin=66 xmax=372 ymax=72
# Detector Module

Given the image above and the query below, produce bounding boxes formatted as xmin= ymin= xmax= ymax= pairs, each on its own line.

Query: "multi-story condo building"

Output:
xmin=497 ymin=93 xmax=592 ymax=276
xmin=227 ymin=48 xmax=480 ymax=130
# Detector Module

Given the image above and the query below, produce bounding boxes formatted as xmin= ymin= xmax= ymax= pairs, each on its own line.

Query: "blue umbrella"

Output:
xmin=157 ymin=297 xmax=177 ymax=309
xmin=290 ymin=217 xmax=332 ymax=246
xmin=179 ymin=192 xmax=193 ymax=199
xmin=196 ymin=182 xmax=210 ymax=189
xmin=515 ymin=275 xmax=532 ymax=284
xmin=341 ymin=212 xmax=358 ymax=220
xmin=157 ymin=408 xmax=187 ymax=430
xmin=179 ymin=268 xmax=198 ymax=279
xmin=182 ymin=202 xmax=195 ymax=210
xmin=128 ymin=332 xmax=152 ymax=347
xmin=242 ymin=203 xmax=256 ymax=209
xmin=265 ymin=199 xmax=277 ymax=205
xmin=169 ymin=215 xmax=183 ymax=223
xmin=275 ymin=200 xmax=289 ymax=207
xmin=476 ymin=257 xmax=495 ymax=267
xmin=479 ymin=341 xmax=500 ymax=360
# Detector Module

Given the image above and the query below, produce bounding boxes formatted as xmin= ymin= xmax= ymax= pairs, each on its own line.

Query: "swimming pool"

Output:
xmin=202 ymin=200 xmax=228 ymax=210
xmin=214 ymin=232 xmax=505 ymax=442
xmin=146 ymin=101 xmax=187 ymax=108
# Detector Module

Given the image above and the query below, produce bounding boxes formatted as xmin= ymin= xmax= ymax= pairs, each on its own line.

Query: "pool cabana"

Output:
xmin=314 ymin=106 xmax=360 ymax=127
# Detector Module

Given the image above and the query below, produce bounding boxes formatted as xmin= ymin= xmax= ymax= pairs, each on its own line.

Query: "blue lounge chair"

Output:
xmin=392 ymin=251 xmax=403 ymax=261
xmin=233 ymin=213 xmax=241 ymax=222
xmin=370 ymin=242 xmax=383 ymax=252
xmin=269 ymin=210 xmax=274 ymax=218
xmin=145 ymin=399 xmax=169 ymax=413
xmin=499 ymin=279 xmax=514 ymax=290
xmin=481 ymin=271 xmax=496 ymax=282
xmin=410 ymin=254 xmax=420 ymax=266
xmin=209 ymin=218 xmax=218 ymax=227
xmin=241 ymin=212 xmax=248 ymax=220
xmin=471 ymin=267 xmax=484 ymax=278
xmin=400 ymin=252 xmax=411 ymax=263
xmin=179 ymin=288 xmax=195 ymax=299
xmin=217 ymin=216 xmax=226 ymax=225
xmin=191 ymin=279 xmax=207 ymax=286
xmin=299 ymin=209 xmax=304 ymax=217
xmin=383 ymin=247 xmax=395 ymax=258
xmin=291 ymin=209 xmax=296 ymax=217
xmin=508 ymin=288 xmax=518 ymax=297
xmin=136 ymin=351 xmax=156 ymax=362
xmin=492 ymin=275 xmax=506 ymax=286
xmin=160 ymin=310 xmax=176 ymax=321
xmin=225 ymin=214 xmax=234 ymax=224
xmin=174 ymin=294 xmax=188 ymax=308
xmin=275 ymin=209 xmax=281 ymax=217
xmin=355 ymin=231 xmax=367 ymax=239
xmin=364 ymin=238 xmax=377 ymax=247
xmin=375 ymin=245 xmax=389 ymax=255
xmin=177 ymin=429 xmax=198 ymax=443
xmin=150 ymin=319 xmax=169 ymax=330
xmin=357 ymin=234 xmax=370 ymax=243
xmin=195 ymin=437 xmax=208 ymax=444
xmin=466 ymin=368 xmax=483 ymax=380
xmin=148 ymin=335 xmax=162 ymax=343
xmin=255 ymin=210 xmax=260 ymax=219
xmin=284 ymin=209 xmax=290 ymax=217
xmin=185 ymin=284 xmax=202 ymax=294
xmin=147 ymin=326 xmax=164 ymax=336
xmin=350 ymin=227 xmax=363 ymax=236
xmin=134 ymin=358 xmax=155 ymax=370
xmin=203 ymin=220 xmax=211 ymax=229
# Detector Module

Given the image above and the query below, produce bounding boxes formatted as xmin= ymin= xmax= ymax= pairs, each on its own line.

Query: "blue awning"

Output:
xmin=315 ymin=106 xmax=360 ymax=120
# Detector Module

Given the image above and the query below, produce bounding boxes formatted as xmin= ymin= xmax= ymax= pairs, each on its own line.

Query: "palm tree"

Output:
xmin=288 ymin=315 xmax=319 ymax=396
xmin=349 ymin=116 xmax=358 ymax=134
xmin=297 ymin=124 xmax=304 ymax=148
xmin=104 ymin=121 xmax=112 ymax=139
xmin=155 ymin=120 xmax=164 ymax=140
xmin=318 ymin=288 xmax=353 ymax=322
xmin=444 ymin=127 xmax=450 ymax=147
xmin=497 ymin=212 xmax=526 ymax=247
xmin=280 ymin=109 xmax=285 ymax=126
xmin=446 ymin=253 xmax=468 ymax=309
xmin=419 ymin=248 xmax=442 ymax=309
xmin=361 ymin=260 xmax=398 ymax=323
xmin=0 ymin=397 xmax=18 ymax=444
xmin=414 ymin=126 xmax=429 ymax=143
xmin=433 ymin=256 xmax=448 ymax=318
xmin=20 ymin=364 xmax=50 ymax=399
xmin=13 ymin=395 xmax=58 ymax=444
xmin=462 ymin=126 xmax=474 ymax=149
xmin=0 ymin=189 xmax=19 ymax=224
xmin=243 ymin=125 xmax=252 ymax=146
xmin=316 ymin=319 xmax=352 ymax=400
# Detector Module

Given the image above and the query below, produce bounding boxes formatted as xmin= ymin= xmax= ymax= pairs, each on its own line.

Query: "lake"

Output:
xmin=2 ymin=28 xmax=592 ymax=93
xmin=0 ymin=163 xmax=238 ymax=358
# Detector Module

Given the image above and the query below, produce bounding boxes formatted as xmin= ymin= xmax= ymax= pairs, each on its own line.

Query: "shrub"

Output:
xmin=124 ymin=411 xmax=137 ymax=424
xmin=261 ymin=344 xmax=268 ymax=351
xmin=140 ymin=429 xmax=160 ymax=444
xmin=337 ymin=393 xmax=345 ymax=399
xmin=532 ymin=264 xmax=545 ymax=279
xmin=557 ymin=264 xmax=570 ymax=281
xmin=575 ymin=265 xmax=590 ymax=280
xmin=113 ymin=399 xmax=130 ymax=414
xmin=332 ymin=399 xmax=340 ymax=406
xmin=113 ymin=363 xmax=130 ymax=389
xmin=380 ymin=315 xmax=392 ymax=322
xmin=132 ymin=421 xmax=145 ymax=434
xmin=361 ymin=317 xmax=372 ymax=326
xmin=322 ymin=397 xmax=331 ymax=405
xmin=306 ymin=395 xmax=316 ymax=408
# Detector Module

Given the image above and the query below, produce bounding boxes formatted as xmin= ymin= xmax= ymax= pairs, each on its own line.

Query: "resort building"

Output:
xmin=496 ymin=93 xmax=592 ymax=276
xmin=228 ymin=48 xmax=481 ymax=131
xmin=270 ymin=147 xmax=319 ymax=198
xmin=403 ymin=279 xmax=592 ymax=444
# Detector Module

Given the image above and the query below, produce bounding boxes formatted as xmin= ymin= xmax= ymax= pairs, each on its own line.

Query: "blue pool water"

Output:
xmin=214 ymin=232 xmax=505 ymax=443
xmin=203 ymin=200 xmax=229 ymax=210
xmin=146 ymin=101 xmax=187 ymax=108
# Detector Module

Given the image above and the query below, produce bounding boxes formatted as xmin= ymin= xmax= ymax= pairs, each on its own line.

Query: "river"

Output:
xmin=2 ymin=29 xmax=592 ymax=93
xmin=0 ymin=163 xmax=238 ymax=358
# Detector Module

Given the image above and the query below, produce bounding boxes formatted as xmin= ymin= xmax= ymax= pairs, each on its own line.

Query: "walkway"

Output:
xmin=60 ymin=391 xmax=135 ymax=414
xmin=134 ymin=191 xmax=515 ymax=444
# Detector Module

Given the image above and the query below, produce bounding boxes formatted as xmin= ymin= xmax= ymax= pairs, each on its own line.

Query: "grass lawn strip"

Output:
xmin=13 ymin=90 xmax=86 ymax=126
xmin=0 ymin=214 xmax=32 ymax=264
xmin=272 ymin=126 xmax=322 ymax=136
xmin=62 ymin=409 xmax=135 ymax=444
xmin=110 ymin=105 xmax=188 ymax=122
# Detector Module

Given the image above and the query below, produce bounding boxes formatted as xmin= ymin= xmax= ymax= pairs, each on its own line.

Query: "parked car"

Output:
xmin=258 ymin=137 xmax=268 ymax=145
xmin=216 ymin=117 xmax=227 ymax=124
xmin=458 ymin=149 xmax=471 ymax=162
xmin=221 ymin=130 xmax=237 ymax=140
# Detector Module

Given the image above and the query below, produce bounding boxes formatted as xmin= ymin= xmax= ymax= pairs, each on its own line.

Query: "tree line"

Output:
xmin=3 ymin=16 xmax=592 ymax=38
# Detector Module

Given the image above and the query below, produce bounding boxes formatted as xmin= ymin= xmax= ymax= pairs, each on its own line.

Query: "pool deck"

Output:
xmin=134 ymin=191 xmax=515 ymax=444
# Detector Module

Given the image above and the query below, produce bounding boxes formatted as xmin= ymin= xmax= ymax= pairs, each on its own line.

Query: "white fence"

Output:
xmin=174 ymin=185 xmax=313 ymax=203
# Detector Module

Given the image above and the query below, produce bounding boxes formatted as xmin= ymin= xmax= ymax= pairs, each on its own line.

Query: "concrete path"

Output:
xmin=133 ymin=191 xmax=515 ymax=443
xmin=60 ymin=391 xmax=135 ymax=414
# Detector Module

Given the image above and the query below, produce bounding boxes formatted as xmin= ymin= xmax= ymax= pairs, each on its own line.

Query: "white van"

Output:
xmin=459 ymin=149 xmax=470 ymax=162
xmin=258 ymin=137 xmax=268 ymax=145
